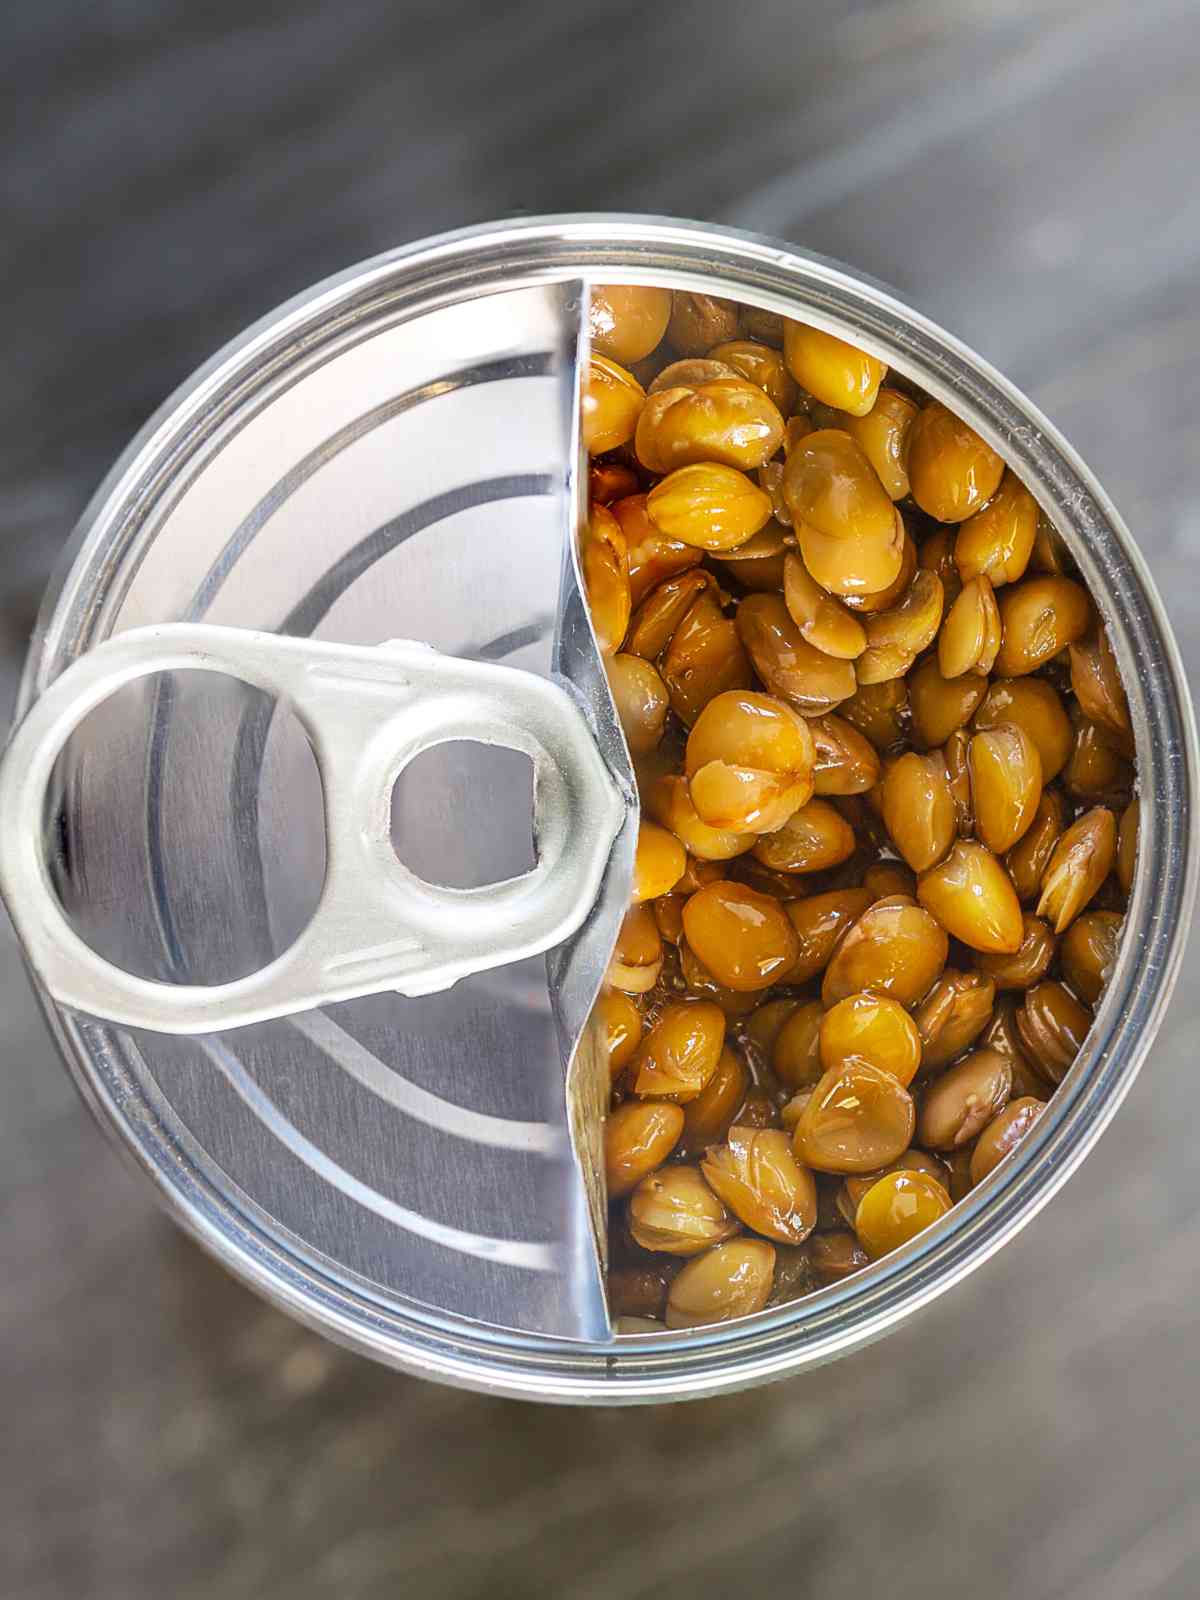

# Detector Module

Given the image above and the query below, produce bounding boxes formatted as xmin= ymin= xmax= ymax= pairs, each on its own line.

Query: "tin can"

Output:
xmin=15 ymin=216 xmax=1198 ymax=1402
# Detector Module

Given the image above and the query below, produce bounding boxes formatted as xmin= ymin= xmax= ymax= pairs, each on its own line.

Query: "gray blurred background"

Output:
xmin=4 ymin=3 xmax=1199 ymax=1597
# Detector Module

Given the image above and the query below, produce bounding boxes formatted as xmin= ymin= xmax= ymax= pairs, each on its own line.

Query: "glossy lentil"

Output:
xmin=915 ymin=970 xmax=996 ymax=1072
xmin=736 ymin=592 xmax=858 ymax=713
xmin=628 ymin=1165 xmax=739 ymax=1255
xmin=835 ymin=387 xmax=917 ymax=500
xmin=685 ymin=689 xmax=815 ymax=834
xmin=968 ymin=722 xmax=1042 ymax=854
xmin=772 ymin=1000 xmax=826 ymax=1090
xmin=582 ymin=355 xmax=645 ymax=455
xmin=854 ymin=1169 xmax=952 ymax=1258
xmin=632 ymin=1000 xmax=725 ymax=1101
xmin=665 ymin=1238 xmax=776 ymax=1328
xmin=783 ymin=323 xmax=887 ymax=416
xmin=1036 ymin=807 xmax=1116 ymax=933
xmin=917 ymin=1048 xmax=1013 ymax=1150
xmin=881 ymin=750 xmax=956 ymax=871
xmin=1006 ymin=788 xmax=1066 ymax=902
xmin=953 ymin=470 xmax=1038 ymax=587
xmin=635 ymin=378 xmax=785 ymax=474
xmin=822 ymin=895 xmax=948 ymax=1007
xmin=793 ymin=1059 xmax=916 ymax=1174
xmin=819 ymin=992 xmax=923 ymax=1086
xmin=1015 ymin=982 xmax=1092 ymax=1085
xmin=909 ymin=655 xmax=988 ymax=748
xmin=917 ymin=840 xmax=1023 ymax=954
xmin=974 ymin=676 xmax=1073 ymax=781
xmin=907 ymin=400 xmax=1004 ymax=522
xmin=938 ymin=574 xmax=1001 ymax=679
xmin=680 ymin=1047 xmax=750 ymax=1156
xmin=970 ymin=1097 xmax=1046 ymax=1185
xmin=993 ymin=577 xmax=1092 ymax=676
xmin=682 ymin=881 xmax=800 ymax=991
xmin=701 ymin=1127 xmax=818 ymax=1244
xmin=1060 ymin=911 xmax=1123 ymax=1007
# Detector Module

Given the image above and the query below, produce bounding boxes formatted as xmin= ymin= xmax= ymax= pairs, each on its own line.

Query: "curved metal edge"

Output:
xmin=17 ymin=214 xmax=1198 ymax=1404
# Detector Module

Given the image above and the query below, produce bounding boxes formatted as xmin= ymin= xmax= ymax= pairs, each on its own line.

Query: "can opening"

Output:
xmin=44 ymin=667 xmax=326 ymax=985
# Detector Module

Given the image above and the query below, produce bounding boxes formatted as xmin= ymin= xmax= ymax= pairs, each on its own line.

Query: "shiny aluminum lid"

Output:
xmin=8 ymin=272 xmax=634 ymax=1343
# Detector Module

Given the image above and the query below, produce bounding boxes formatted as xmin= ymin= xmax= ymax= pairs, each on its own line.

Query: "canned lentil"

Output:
xmin=4 ymin=218 xmax=1196 ymax=1402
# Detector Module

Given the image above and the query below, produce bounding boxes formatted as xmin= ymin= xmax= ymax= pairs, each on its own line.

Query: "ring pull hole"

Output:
xmin=391 ymin=741 xmax=536 ymax=890
xmin=45 ymin=669 xmax=326 ymax=984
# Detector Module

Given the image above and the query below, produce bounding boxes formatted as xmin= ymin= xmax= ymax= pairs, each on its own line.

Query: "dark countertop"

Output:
xmin=4 ymin=4 xmax=1200 ymax=1597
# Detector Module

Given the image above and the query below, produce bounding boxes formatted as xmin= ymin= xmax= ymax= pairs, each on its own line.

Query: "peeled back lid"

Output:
xmin=8 ymin=273 xmax=636 ymax=1342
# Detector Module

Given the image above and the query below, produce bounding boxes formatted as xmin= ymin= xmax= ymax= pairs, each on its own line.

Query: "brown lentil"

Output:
xmin=793 ymin=1059 xmax=916 ymax=1173
xmin=821 ymin=895 xmax=948 ymax=1007
xmin=783 ymin=322 xmax=887 ymax=416
xmin=938 ymin=574 xmax=1002 ymax=679
xmin=907 ymin=400 xmax=1005 ymax=522
xmin=914 ymin=970 xmax=996 ymax=1073
xmin=909 ymin=655 xmax=989 ymax=748
xmin=917 ymin=840 xmax=1023 ymax=955
xmin=968 ymin=722 xmax=1043 ymax=854
xmin=589 ymin=284 xmax=672 ymax=364
xmin=1060 ymin=911 xmax=1122 ymax=1007
xmin=1036 ymin=806 xmax=1116 ymax=933
xmin=628 ymin=1165 xmax=739 ymax=1255
xmin=682 ymin=881 xmax=800 ymax=991
xmin=782 ymin=552 xmax=868 ymax=660
xmin=701 ymin=1126 xmax=818 ymax=1244
xmin=810 ymin=1230 xmax=870 ymax=1285
xmin=975 ymin=914 xmax=1057 ymax=991
xmin=819 ymin=992 xmax=923 ymax=1086
xmin=1015 ymin=981 xmax=1092 ymax=1086
xmin=917 ymin=1048 xmax=1013 ymax=1150
xmin=771 ymin=1000 xmax=825 ymax=1090
xmin=736 ymin=591 xmax=858 ymax=713
xmin=752 ymin=798 xmax=857 ymax=875
xmin=970 ymin=1097 xmax=1047 ymax=1185
xmin=974 ymin=677 xmax=1073 ymax=781
xmin=809 ymin=714 xmax=881 ymax=795
xmin=709 ymin=338 xmax=799 ymax=413
xmin=1006 ymin=788 xmax=1066 ymax=902
xmin=835 ymin=387 xmax=917 ymax=500
xmin=993 ymin=576 xmax=1092 ymax=676
xmin=881 ymin=750 xmax=956 ymax=871
xmin=854 ymin=1169 xmax=952 ymax=1258
xmin=953 ymin=470 xmax=1038 ymax=587
xmin=665 ymin=1238 xmax=776 ymax=1327
xmin=668 ymin=292 xmax=741 ymax=355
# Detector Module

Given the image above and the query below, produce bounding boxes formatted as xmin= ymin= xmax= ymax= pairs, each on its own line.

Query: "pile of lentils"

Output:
xmin=579 ymin=284 xmax=1136 ymax=1333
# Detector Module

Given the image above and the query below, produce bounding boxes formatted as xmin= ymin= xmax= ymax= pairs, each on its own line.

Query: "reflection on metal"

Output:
xmin=196 ymin=1034 xmax=559 ymax=1272
xmin=290 ymin=1008 xmax=562 ymax=1154
xmin=13 ymin=279 xmax=621 ymax=1343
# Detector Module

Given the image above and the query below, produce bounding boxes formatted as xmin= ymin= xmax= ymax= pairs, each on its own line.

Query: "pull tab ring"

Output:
xmin=0 ymin=624 xmax=626 ymax=1034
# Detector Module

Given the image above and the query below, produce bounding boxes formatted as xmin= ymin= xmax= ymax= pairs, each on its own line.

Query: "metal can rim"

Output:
xmin=19 ymin=214 xmax=1199 ymax=1403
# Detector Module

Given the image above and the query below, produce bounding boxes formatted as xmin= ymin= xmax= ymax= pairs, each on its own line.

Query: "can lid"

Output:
xmin=9 ymin=277 xmax=632 ymax=1341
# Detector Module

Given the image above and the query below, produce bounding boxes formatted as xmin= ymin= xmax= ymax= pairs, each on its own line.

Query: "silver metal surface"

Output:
xmin=17 ymin=277 xmax=625 ymax=1344
xmin=14 ymin=215 xmax=1198 ymax=1404
xmin=0 ymin=623 xmax=624 ymax=1028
